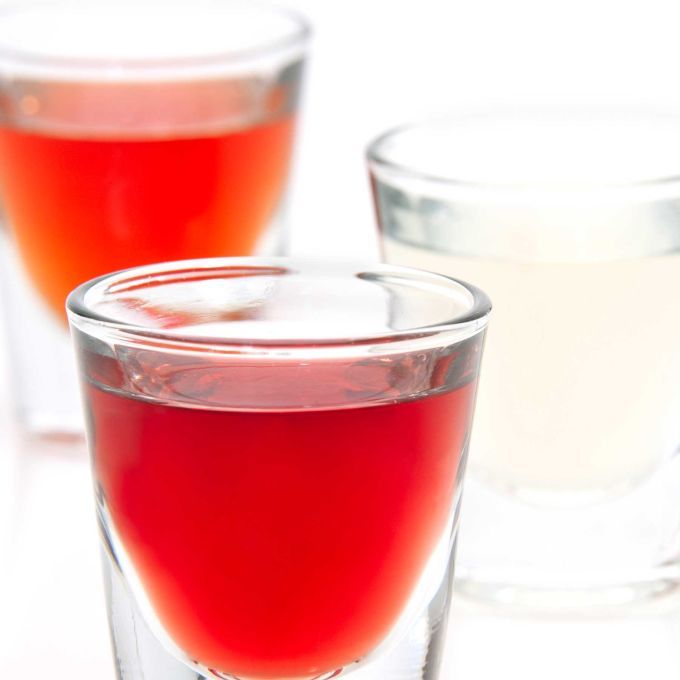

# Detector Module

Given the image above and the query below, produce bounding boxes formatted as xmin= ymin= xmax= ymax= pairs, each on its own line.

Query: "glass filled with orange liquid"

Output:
xmin=0 ymin=0 xmax=309 ymax=437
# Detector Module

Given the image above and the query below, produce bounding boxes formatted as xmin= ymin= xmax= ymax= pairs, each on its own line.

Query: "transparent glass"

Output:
xmin=67 ymin=257 xmax=490 ymax=680
xmin=368 ymin=110 xmax=680 ymax=609
xmin=0 ymin=0 xmax=309 ymax=437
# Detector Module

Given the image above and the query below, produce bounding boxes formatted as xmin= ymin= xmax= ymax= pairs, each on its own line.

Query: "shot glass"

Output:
xmin=0 ymin=0 xmax=308 ymax=437
xmin=368 ymin=110 xmax=680 ymax=608
xmin=67 ymin=257 xmax=489 ymax=680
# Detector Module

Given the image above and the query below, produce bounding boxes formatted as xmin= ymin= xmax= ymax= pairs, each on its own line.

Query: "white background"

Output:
xmin=287 ymin=0 xmax=680 ymax=257
xmin=3 ymin=0 xmax=680 ymax=677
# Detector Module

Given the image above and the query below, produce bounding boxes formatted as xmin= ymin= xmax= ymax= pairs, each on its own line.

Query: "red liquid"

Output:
xmin=0 ymin=116 xmax=294 ymax=318
xmin=88 ymin=378 xmax=475 ymax=679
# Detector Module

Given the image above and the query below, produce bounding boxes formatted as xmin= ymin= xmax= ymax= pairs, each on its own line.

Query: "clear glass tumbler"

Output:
xmin=368 ymin=110 xmax=680 ymax=609
xmin=67 ymin=257 xmax=489 ymax=680
xmin=0 ymin=0 xmax=308 ymax=437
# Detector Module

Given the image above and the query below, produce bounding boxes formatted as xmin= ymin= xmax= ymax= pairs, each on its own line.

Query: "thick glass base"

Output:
xmin=101 ymin=544 xmax=456 ymax=680
xmin=456 ymin=467 xmax=680 ymax=612
xmin=455 ymin=571 xmax=680 ymax=612
xmin=0 ymin=233 xmax=83 ymax=439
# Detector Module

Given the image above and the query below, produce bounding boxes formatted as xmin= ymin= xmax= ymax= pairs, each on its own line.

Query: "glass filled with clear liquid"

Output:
xmin=368 ymin=111 xmax=680 ymax=609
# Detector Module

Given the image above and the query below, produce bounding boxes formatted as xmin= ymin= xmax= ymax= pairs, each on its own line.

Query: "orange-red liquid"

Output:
xmin=0 ymin=117 xmax=294 ymax=317
xmin=89 ymin=380 xmax=474 ymax=679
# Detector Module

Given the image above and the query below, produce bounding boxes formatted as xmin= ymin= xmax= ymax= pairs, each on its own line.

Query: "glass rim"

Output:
xmin=366 ymin=108 xmax=680 ymax=194
xmin=66 ymin=257 xmax=491 ymax=351
xmin=0 ymin=0 xmax=311 ymax=77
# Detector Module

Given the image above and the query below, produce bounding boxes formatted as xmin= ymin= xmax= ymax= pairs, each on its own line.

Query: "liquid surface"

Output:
xmin=87 ymin=368 xmax=475 ymax=679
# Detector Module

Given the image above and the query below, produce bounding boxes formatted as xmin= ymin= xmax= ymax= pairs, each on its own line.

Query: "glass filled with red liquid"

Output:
xmin=0 ymin=0 xmax=308 ymax=436
xmin=67 ymin=258 xmax=490 ymax=680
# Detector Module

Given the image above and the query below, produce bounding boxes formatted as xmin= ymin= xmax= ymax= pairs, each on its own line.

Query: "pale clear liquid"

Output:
xmin=371 ymin=114 xmax=680 ymax=602
xmin=380 ymin=209 xmax=680 ymax=499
